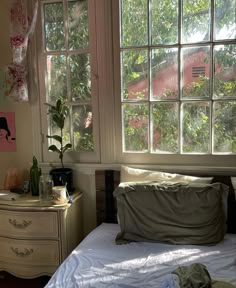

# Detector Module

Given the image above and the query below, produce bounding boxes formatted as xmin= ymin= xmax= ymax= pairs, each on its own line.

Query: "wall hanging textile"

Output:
xmin=1 ymin=0 xmax=38 ymax=102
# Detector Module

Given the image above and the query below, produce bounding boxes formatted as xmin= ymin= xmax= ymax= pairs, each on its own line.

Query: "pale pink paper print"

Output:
xmin=0 ymin=112 xmax=16 ymax=152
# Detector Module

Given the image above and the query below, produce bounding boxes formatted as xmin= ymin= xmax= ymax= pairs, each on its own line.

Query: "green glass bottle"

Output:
xmin=30 ymin=156 xmax=41 ymax=196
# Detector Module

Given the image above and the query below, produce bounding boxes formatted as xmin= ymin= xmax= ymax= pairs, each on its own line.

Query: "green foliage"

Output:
xmin=214 ymin=101 xmax=236 ymax=152
xmin=70 ymin=54 xmax=91 ymax=101
xmin=120 ymin=0 xmax=236 ymax=154
xmin=43 ymin=0 xmax=94 ymax=153
xmin=123 ymin=104 xmax=148 ymax=151
xmin=44 ymin=2 xmax=65 ymax=51
xmin=45 ymin=97 xmax=72 ymax=167
xmin=68 ymin=1 xmax=89 ymax=50
xmin=76 ymin=133 xmax=94 ymax=151
xmin=152 ymin=103 xmax=178 ymax=153
xmin=182 ymin=103 xmax=210 ymax=153
xmin=183 ymin=76 xmax=210 ymax=97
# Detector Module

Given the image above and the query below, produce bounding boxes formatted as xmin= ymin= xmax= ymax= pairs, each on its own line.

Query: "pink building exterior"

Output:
xmin=127 ymin=49 xmax=224 ymax=99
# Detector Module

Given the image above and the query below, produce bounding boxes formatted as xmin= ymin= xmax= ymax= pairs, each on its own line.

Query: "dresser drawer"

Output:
xmin=0 ymin=210 xmax=58 ymax=239
xmin=0 ymin=237 xmax=60 ymax=266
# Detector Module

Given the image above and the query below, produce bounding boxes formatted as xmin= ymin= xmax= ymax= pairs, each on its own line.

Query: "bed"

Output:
xmin=45 ymin=167 xmax=236 ymax=288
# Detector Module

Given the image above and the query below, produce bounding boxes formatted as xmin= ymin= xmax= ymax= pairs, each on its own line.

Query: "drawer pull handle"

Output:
xmin=9 ymin=219 xmax=32 ymax=229
xmin=11 ymin=247 xmax=34 ymax=257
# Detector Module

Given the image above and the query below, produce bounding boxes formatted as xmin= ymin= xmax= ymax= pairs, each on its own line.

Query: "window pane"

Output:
xmin=68 ymin=0 xmax=89 ymax=50
xmin=122 ymin=103 xmax=149 ymax=152
xmin=120 ymin=0 xmax=148 ymax=47
xmin=72 ymin=105 xmax=94 ymax=151
xmin=213 ymin=101 xmax=236 ymax=153
xmin=182 ymin=0 xmax=210 ymax=43
xmin=182 ymin=102 xmax=210 ymax=153
xmin=121 ymin=49 xmax=149 ymax=100
xmin=69 ymin=54 xmax=91 ymax=101
xmin=214 ymin=44 xmax=236 ymax=98
xmin=119 ymin=0 xmax=235 ymax=156
xmin=43 ymin=3 xmax=65 ymax=51
xmin=151 ymin=102 xmax=178 ymax=153
xmin=215 ymin=0 xmax=236 ymax=40
xmin=151 ymin=0 xmax=178 ymax=45
xmin=182 ymin=46 xmax=210 ymax=98
xmin=151 ymin=48 xmax=178 ymax=100
xmin=46 ymin=55 xmax=67 ymax=102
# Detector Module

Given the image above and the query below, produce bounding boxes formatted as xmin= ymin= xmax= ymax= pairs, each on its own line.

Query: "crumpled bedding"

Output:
xmin=162 ymin=263 xmax=235 ymax=288
xmin=45 ymin=223 xmax=236 ymax=288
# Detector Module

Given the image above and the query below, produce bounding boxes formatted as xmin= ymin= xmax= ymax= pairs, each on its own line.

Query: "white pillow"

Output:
xmin=120 ymin=166 xmax=213 ymax=184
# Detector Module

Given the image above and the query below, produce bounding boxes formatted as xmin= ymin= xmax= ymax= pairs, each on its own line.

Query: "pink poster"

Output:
xmin=0 ymin=112 xmax=16 ymax=152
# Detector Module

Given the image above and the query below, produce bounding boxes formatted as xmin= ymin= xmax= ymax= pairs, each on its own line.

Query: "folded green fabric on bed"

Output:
xmin=114 ymin=182 xmax=228 ymax=245
xmin=173 ymin=263 xmax=235 ymax=288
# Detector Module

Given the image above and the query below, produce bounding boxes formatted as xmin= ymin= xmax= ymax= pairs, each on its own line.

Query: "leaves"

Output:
xmin=48 ymin=144 xmax=61 ymax=154
xmin=45 ymin=97 xmax=72 ymax=167
xmin=62 ymin=143 xmax=72 ymax=153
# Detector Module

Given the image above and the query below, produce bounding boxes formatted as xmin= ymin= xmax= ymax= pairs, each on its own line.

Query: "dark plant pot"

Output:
xmin=50 ymin=168 xmax=74 ymax=195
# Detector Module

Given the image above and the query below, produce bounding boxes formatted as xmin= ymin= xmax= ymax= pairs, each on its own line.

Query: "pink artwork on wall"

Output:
xmin=0 ymin=112 xmax=16 ymax=152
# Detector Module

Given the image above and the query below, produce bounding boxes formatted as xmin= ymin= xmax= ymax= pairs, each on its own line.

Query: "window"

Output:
xmin=117 ymin=0 xmax=236 ymax=156
xmin=37 ymin=0 xmax=100 ymax=163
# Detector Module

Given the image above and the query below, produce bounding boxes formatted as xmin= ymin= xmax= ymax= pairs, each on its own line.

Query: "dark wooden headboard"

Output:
xmin=95 ymin=170 xmax=236 ymax=233
xmin=96 ymin=170 xmax=120 ymax=224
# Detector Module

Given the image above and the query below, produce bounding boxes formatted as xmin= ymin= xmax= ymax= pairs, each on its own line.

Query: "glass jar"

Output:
xmin=39 ymin=175 xmax=53 ymax=201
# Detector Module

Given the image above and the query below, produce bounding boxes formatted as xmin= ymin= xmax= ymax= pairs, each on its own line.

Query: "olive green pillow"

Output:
xmin=114 ymin=182 xmax=228 ymax=245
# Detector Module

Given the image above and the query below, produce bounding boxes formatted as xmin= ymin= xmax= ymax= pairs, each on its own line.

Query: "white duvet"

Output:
xmin=45 ymin=223 xmax=236 ymax=288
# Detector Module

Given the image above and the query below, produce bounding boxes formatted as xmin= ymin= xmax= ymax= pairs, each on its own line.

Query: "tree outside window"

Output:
xmin=120 ymin=0 xmax=236 ymax=154
xmin=42 ymin=0 xmax=94 ymax=153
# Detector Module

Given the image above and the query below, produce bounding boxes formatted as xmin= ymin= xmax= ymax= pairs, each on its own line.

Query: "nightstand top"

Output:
xmin=0 ymin=191 xmax=81 ymax=209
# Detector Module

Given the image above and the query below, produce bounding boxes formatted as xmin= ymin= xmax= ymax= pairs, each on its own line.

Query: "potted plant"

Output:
xmin=45 ymin=97 xmax=74 ymax=193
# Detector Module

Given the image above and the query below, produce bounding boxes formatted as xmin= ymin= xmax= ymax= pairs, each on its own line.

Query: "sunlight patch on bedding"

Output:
xmin=105 ymin=248 xmax=203 ymax=269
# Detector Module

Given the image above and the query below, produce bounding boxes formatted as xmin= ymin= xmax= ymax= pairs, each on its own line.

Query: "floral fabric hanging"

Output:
xmin=2 ymin=0 xmax=38 ymax=102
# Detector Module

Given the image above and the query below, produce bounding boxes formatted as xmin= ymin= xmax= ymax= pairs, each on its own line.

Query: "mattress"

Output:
xmin=46 ymin=223 xmax=236 ymax=288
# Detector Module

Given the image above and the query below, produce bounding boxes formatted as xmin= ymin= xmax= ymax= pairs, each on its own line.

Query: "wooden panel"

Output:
xmin=0 ymin=210 xmax=58 ymax=239
xmin=0 ymin=237 xmax=59 ymax=266
xmin=95 ymin=170 xmax=120 ymax=225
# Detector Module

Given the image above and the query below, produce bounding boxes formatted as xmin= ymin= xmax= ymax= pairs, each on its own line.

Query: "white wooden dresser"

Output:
xmin=0 ymin=192 xmax=82 ymax=278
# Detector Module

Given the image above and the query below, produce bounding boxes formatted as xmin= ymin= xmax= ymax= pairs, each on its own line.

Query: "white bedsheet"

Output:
xmin=45 ymin=223 xmax=236 ymax=288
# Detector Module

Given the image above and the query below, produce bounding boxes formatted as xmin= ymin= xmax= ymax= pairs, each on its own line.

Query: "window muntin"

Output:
xmin=119 ymin=0 xmax=236 ymax=155
xmin=42 ymin=0 xmax=94 ymax=153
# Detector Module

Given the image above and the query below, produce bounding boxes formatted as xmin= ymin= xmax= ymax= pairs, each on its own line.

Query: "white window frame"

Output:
xmin=112 ymin=0 xmax=236 ymax=167
xmin=31 ymin=0 xmax=117 ymax=165
xmin=29 ymin=0 xmax=236 ymax=168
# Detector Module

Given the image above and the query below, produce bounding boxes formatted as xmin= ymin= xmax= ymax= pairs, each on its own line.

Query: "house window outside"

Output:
xmin=119 ymin=0 xmax=236 ymax=155
xmin=42 ymin=0 xmax=94 ymax=153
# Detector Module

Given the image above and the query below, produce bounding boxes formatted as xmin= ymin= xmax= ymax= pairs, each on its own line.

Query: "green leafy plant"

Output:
xmin=45 ymin=98 xmax=72 ymax=168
